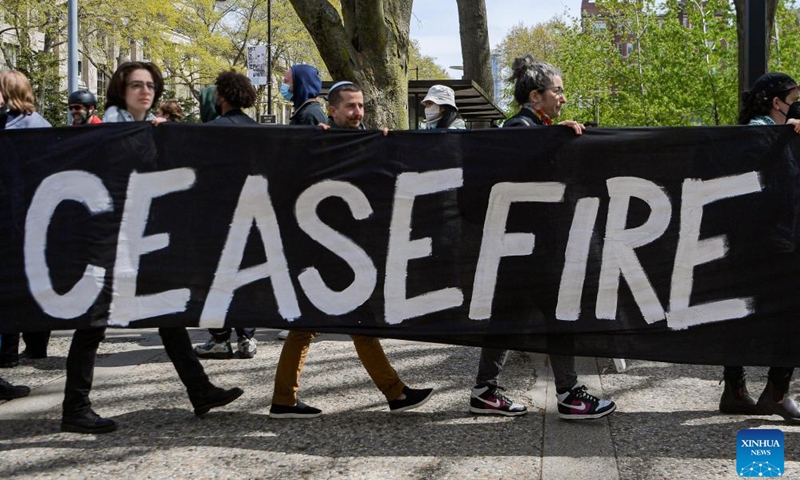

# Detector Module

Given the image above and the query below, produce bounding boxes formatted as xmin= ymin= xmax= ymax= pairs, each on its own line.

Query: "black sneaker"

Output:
xmin=556 ymin=385 xmax=616 ymax=420
xmin=469 ymin=385 xmax=528 ymax=416
xmin=0 ymin=377 xmax=30 ymax=400
xmin=388 ymin=386 xmax=434 ymax=413
xmin=192 ymin=386 xmax=244 ymax=416
xmin=61 ymin=410 xmax=117 ymax=434
xmin=269 ymin=400 xmax=322 ymax=419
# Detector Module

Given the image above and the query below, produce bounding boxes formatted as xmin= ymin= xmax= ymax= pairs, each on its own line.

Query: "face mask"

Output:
xmin=787 ymin=101 xmax=800 ymax=121
xmin=280 ymin=83 xmax=293 ymax=101
xmin=424 ymin=104 xmax=442 ymax=122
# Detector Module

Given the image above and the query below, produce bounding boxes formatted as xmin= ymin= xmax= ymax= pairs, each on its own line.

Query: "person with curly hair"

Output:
xmin=208 ymin=70 xmax=258 ymax=125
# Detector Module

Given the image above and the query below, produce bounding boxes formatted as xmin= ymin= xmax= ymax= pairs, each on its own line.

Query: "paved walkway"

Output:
xmin=1 ymin=329 xmax=798 ymax=479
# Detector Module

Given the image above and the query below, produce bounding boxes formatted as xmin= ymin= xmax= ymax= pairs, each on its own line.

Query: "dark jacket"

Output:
xmin=290 ymin=100 xmax=327 ymax=126
xmin=208 ymin=109 xmax=257 ymax=125
xmin=503 ymin=107 xmax=544 ymax=128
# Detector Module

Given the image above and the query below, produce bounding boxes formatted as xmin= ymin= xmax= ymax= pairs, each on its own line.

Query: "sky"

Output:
xmin=410 ymin=0 xmax=583 ymax=78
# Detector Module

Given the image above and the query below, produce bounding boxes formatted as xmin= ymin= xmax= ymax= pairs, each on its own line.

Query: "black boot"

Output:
xmin=61 ymin=410 xmax=117 ymax=434
xmin=0 ymin=377 xmax=30 ymax=400
xmin=719 ymin=376 xmax=760 ymax=415
xmin=191 ymin=386 xmax=244 ymax=416
xmin=756 ymin=381 xmax=800 ymax=424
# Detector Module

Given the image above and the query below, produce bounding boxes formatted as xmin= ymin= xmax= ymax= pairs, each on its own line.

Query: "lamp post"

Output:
xmin=67 ymin=0 xmax=78 ymax=94
xmin=267 ymin=0 xmax=272 ymax=115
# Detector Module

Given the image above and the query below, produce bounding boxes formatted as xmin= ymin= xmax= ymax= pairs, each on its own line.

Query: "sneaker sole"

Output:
xmin=236 ymin=350 xmax=257 ymax=359
xmin=194 ymin=388 xmax=244 ymax=416
xmin=558 ymin=403 xmax=616 ymax=420
xmin=60 ymin=422 xmax=118 ymax=434
xmin=469 ymin=406 xmax=528 ymax=417
xmin=390 ymin=389 xmax=434 ymax=413
xmin=269 ymin=411 xmax=323 ymax=419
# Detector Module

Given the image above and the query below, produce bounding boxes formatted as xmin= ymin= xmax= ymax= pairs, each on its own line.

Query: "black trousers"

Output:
xmin=63 ymin=327 xmax=212 ymax=415
xmin=0 ymin=331 xmax=51 ymax=362
xmin=208 ymin=328 xmax=255 ymax=341
xmin=724 ymin=365 xmax=794 ymax=394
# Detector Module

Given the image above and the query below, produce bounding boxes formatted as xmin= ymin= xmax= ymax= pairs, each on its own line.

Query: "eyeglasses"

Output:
xmin=541 ymin=86 xmax=565 ymax=98
xmin=127 ymin=81 xmax=156 ymax=92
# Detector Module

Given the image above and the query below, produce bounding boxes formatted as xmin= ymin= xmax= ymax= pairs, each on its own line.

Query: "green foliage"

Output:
xmin=499 ymin=0 xmax=742 ymax=127
xmin=408 ymin=39 xmax=448 ymax=80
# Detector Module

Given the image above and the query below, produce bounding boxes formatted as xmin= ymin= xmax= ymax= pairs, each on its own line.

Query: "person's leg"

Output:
xmin=551 ymin=354 xmax=616 ymax=420
xmin=61 ymin=327 xmax=116 ymax=433
xmin=269 ymin=331 xmax=322 ymax=418
xmin=757 ymin=367 xmax=800 ymax=423
xmin=474 ymin=348 xmax=508 ymax=388
xmin=469 ymin=348 xmax=527 ymax=416
xmin=195 ymin=328 xmax=234 ymax=359
xmin=21 ymin=331 xmax=50 ymax=358
xmin=235 ymin=328 xmax=258 ymax=358
xmin=208 ymin=328 xmax=233 ymax=342
xmin=235 ymin=328 xmax=255 ymax=340
xmin=0 ymin=333 xmax=20 ymax=367
xmin=62 ymin=327 xmax=105 ymax=416
xmin=272 ymin=331 xmax=317 ymax=406
xmin=159 ymin=327 xmax=243 ymax=415
xmin=720 ymin=365 xmax=759 ymax=414
xmin=351 ymin=335 xmax=405 ymax=400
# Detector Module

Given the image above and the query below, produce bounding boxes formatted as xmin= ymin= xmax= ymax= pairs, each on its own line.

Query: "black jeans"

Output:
xmin=63 ymin=327 xmax=212 ymax=415
xmin=0 ymin=331 xmax=51 ymax=363
xmin=208 ymin=328 xmax=255 ymax=342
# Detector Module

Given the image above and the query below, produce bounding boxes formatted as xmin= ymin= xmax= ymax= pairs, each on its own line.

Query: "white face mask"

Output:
xmin=424 ymin=104 xmax=442 ymax=122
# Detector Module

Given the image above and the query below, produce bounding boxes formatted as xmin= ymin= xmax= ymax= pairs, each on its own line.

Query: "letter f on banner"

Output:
xmin=469 ymin=182 xmax=566 ymax=320
xmin=200 ymin=175 xmax=300 ymax=327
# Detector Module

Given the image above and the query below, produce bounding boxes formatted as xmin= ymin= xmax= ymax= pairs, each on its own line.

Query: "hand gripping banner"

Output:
xmin=2 ymin=122 xmax=800 ymax=366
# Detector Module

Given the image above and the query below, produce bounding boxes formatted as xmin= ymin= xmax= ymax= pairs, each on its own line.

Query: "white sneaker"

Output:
xmin=237 ymin=337 xmax=257 ymax=359
xmin=194 ymin=338 xmax=233 ymax=359
xmin=277 ymin=330 xmax=289 ymax=340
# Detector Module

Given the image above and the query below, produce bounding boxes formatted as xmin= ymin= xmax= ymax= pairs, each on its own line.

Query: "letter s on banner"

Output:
xmin=25 ymin=171 xmax=112 ymax=319
xmin=296 ymin=180 xmax=377 ymax=315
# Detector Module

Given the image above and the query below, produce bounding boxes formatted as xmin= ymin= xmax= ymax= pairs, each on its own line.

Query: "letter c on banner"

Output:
xmin=24 ymin=171 xmax=112 ymax=318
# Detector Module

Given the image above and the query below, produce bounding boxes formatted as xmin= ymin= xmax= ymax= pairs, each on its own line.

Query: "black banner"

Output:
xmin=2 ymin=122 xmax=800 ymax=366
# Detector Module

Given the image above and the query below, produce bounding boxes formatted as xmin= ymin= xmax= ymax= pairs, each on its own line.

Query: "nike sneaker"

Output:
xmin=556 ymin=385 xmax=616 ymax=420
xmin=469 ymin=385 xmax=528 ymax=416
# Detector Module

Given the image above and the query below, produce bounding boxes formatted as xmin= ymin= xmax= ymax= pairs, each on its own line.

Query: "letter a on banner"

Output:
xmin=201 ymin=175 xmax=300 ymax=327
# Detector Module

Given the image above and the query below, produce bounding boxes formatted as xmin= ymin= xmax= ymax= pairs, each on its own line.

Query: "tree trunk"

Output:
xmin=456 ymin=0 xmax=493 ymax=102
xmin=289 ymin=0 xmax=412 ymax=129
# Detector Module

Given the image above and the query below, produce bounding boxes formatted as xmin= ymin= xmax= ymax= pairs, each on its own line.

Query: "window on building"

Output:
xmin=96 ymin=66 xmax=109 ymax=107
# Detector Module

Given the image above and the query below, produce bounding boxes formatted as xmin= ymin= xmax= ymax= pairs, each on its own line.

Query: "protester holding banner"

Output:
xmin=718 ymin=71 xmax=800 ymax=423
xmin=206 ymin=70 xmax=258 ymax=126
xmin=102 ymin=62 xmax=167 ymax=126
xmin=269 ymin=81 xmax=433 ymax=418
xmin=0 ymin=70 xmax=51 ymax=368
xmin=59 ymin=62 xmax=244 ymax=434
xmin=420 ymin=84 xmax=466 ymax=130
xmin=284 ymin=64 xmax=327 ymax=126
xmin=194 ymin=70 xmax=260 ymax=360
xmin=467 ymin=55 xmax=615 ymax=420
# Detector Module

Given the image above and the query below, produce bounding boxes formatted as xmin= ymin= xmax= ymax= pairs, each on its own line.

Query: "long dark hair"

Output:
xmin=738 ymin=72 xmax=797 ymax=125
xmin=435 ymin=105 xmax=460 ymax=129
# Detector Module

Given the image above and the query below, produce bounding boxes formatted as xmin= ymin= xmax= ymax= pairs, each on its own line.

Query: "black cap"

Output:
xmin=751 ymin=72 xmax=797 ymax=98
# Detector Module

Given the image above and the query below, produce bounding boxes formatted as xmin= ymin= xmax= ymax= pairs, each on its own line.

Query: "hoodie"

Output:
xmin=199 ymin=86 xmax=219 ymax=123
xmin=291 ymin=65 xmax=322 ymax=111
